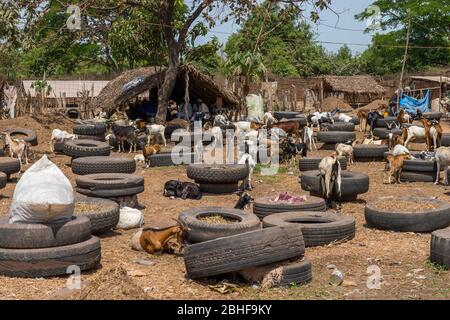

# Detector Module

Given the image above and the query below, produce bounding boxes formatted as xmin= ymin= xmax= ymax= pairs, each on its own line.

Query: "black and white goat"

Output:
xmin=318 ymin=155 xmax=342 ymax=209
xmin=234 ymin=191 xmax=254 ymax=209
xmin=238 ymin=140 xmax=257 ymax=190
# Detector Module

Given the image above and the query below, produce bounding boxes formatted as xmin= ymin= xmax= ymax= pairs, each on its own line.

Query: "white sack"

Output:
xmin=117 ymin=207 xmax=144 ymax=230
xmin=9 ymin=155 xmax=74 ymax=223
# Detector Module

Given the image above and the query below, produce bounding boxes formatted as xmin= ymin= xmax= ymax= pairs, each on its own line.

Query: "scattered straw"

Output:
xmin=374 ymin=200 xmax=438 ymax=212
xmin=198 ymin=214 xmax=239 ymax=224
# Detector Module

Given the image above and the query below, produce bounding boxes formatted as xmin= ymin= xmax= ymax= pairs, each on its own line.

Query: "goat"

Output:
xmin=268 ymin=120 xmax=301 ymax=140
xmin=111 ymin=123 xmax=139 ymax=153
xmin=434 ymin=147 xmax=450 ymax=185
xmin=402 ymin=125 xmax=425 ymax=149
xmin=335 ymin=140 xmax=354 ymax=165
xmin=366 ymin=111 xmax=382 ymax=136
xmin=280 ymin=138 xmax=307 ymax=162
xmin=357 ymin=109 xmax=367 ymax=132
xmin=146 ymin=124 xmax=166 ymax=146
xmin=318 ymin=155 xmax=342 ymax=209
xmin=421 ymin=118 xmax=442 ymax=151
xmin=302 ymin=126 xmax=317 ymax=151
xmin=263 ymin=112 xmax=277 ymax=126
xmin=307 ymin=111 xmax=334 ymax=131
xmin=234 ymin=121 xmax=262 ymax=135
xmin=384 ymin=153 xmax=411 ymax=184
xmin=234 ymin=191 xmax=254 ymax=209
xmin=131 ymin=224 xmax=186 ymax=254
xmin=335 ymin=112 xmax=352 ymax=123
xmin=143 ymin=144 xmax=161 ymax=168
xmin=0 ymin=132 xmax=28 ymax=166
xmin=134 ymin=154 xmax=146 ymax=166
xmin=50 ymin=129 xmax=77 ymax=153
xmin=396 ymin=109 xmax=411 ymax=124
xmin=163 ymin=180 xmax=202 ymax=200
xmin=238 ymin=140 xmax=257 ymax=191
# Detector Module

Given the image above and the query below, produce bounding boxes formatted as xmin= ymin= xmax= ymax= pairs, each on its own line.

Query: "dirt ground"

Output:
xmin=0 ymin=114 xmax=450 ymax=300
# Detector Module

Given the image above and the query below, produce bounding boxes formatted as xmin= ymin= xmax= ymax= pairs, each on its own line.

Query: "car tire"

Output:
xmin=0 ymin=236 xmax=101 ymax=278
xmin=0 ymin=216 xmax=91 ymax=249
xmin=76 ymin=173 xmax=144 ymax=190
xmin=0 ymin=157 xmax=21 ymax=177
xmin=179 ymin=207 xmax=261 ymax=243
xmin=184 ymin=225 xmax=305 ymax=279
xmin=72 ymin=156 xmax=136 ymax=175
xmin=253 ymin=195 xmax=326 ymax=219
xmin=239 ymin=258 xmax=312 ymax=288
xmin=300 ymin=170 xmax=370 ymax=200
xmin=274 ymin=111 xmax=300 ymax=120
xmin=375 ymin=117 xmax=398 ymax=128
xmin=365 ymin=196 xmax=450 ymax=232
xmin=326 ymin=123 xmax=355 ymax=132
xmin=430 ymin=228 xmax=450 ymax=268
xmin=0 ymin=172 xmax=6 ymax=189
xmin=263 ymin=211 xmax=355 ymax=247
xmin=400 ymin=171 xmax=436 ymax=182
xmin=5 ymin=128 xmax=38 ymax=146
xmin=372 ymin=128 xmax=402 ymax=139
xmin=149 ymin=152 xmax=195 ymax=167
xmin=63 ymin=140 xmax=111 ymax=158
xmin=402 ymin=159 xmax=437 ymax=172
xmin=353 ymin=144 xmax=389 ymax=160
xmin=187 ymin=164 xmax=248 ymax=184
xmin=441 ymin=134 xmax=450 ymax=147
xmin=299 ymin=157 xmax=347 ymax=172
xmin=75 ymin=197 xmax=120 ymax=234
xmin=77 ymin=134 xmax=106 ymax=142
xmin=73 ymin=123 xmax=107 ymax=136
xmin=199 ymin=183 xmax=239 ymax=194
xmin=317 ymin=131 xmax=356 ymax=144
xmin=423 ymin=112 xmax=444 ymax=121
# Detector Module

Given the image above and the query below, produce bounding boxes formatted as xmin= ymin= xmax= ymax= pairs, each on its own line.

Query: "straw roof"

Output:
xmin=323 ymin=75 xmax=386 ymax=94
xmin=92 ymin=64 xmax=239 ymax=111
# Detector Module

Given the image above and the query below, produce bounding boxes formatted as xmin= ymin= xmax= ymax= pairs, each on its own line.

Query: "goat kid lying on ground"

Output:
xmin=434 ymin=147 xmax=450 ymax=185
xmin=318 ymin=155 xmax=342 ymax=209
xmin=163 ymin=180 xmax=202 ymax=200
xmin=0 ymin=132 xmax=28 ymax=166
xmin=384 ymin=153 xmax=411 ymax=184
xmin=142 ymin=144 xmax=161 ymax=168
xmin=111 ymin=123 xmax=139 ymax=153
xmin=234 ymin=191 xmax=254 ymax=209
xmin=131 ymin=224 xmax=187 ymax=254
xmin=335 ymin=140 xmax=355 ymax=164
xmin=50 ymin=129 xmax=77 ymax=152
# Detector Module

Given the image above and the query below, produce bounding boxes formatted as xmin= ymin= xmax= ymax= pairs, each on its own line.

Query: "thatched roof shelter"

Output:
xmin=323 ymin=75 xmax=386 ymax=95
xmin=92 ymin=64 xmax=239 ymax=111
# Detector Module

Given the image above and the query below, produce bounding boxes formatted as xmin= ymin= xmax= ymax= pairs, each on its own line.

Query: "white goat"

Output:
xmin=238 ymin=141 xmax=257 ymax=190
xmin=335 ymin=112 xmax=352 ymax=123
xmin=50 ymin=129 xmax=77 ymax=153
xmin=403 ymin=125 xmax=440 ymax=150
xmin=303 ymin=126 xmax=317 ymax=151
xmin=1 ymin=132 xmax=28 ymax=166
xmin=392 ymin=144 xmax=411 ymax=157
xmin=146 ymin=124 xmax=166 ymax=146
xmin=318 ymin=155 xmax=342 ymax=208
xmin=434 ymin=147 xmax=450 ymax=185
xmin=263 ymin=112 xmax=277 ymax=126
xmin=335 ymin=143 xmax=354 ymax=164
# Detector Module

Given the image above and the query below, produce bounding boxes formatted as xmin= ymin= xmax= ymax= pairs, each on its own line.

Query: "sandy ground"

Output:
xmin=0 ymin=114 xmax=450 ymax=300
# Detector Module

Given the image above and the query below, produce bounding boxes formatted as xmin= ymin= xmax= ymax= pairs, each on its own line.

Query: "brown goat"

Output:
xmin=268 ymin=121 xmax=300 ymax=140
xmin=131 ymin=225 xmax=185 ymax=254
xmin=421 ymin=118 xmax=442 ymax=151
xmin=143 ymin=144 xmax=161 ymax=168
xmin=384 ymin=153 xmax=411 ymax=184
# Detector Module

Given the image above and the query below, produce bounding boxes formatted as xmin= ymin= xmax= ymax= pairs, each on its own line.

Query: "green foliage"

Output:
xmin=184 ymin=37 xmax=222 ymax=75
xmin=356 ymin=0 xmax=450 ymax=74
xmin=31 ymin=79 xmax=52 ymax=96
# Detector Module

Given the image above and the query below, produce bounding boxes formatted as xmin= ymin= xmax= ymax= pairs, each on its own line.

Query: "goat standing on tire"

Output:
xmin=318 ymin=155 xmax=342 ymax=209
xmin=0 ymin=132 xmax=29 ymax=166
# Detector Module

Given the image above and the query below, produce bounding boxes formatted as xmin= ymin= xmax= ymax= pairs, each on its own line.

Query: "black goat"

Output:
xmin=280 ymin=138 xmax=308 ymax=161
xmin=163 ymin=180 xmax=202 ymax=200
xmin=366 ymin=111 xmax=382 ymax=137
xmin=111 ymin=123 xmax=139 ymax=153
xmin=234 ymin=191 xmax=254 ymax=209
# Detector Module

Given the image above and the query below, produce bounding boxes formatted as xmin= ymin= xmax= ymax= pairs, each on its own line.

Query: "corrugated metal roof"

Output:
xmin=410 ymin=76 xmax=450 ymax=84
xmin=22 ymin=80 xmax=110 ymax=98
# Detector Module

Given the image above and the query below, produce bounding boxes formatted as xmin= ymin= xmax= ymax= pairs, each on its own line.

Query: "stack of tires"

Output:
xmin=300 ymin=169 xmax=369 ymax=201
xmin=180 ymin=207 xmax=312 ymax=288
xmin=73 ymin=123 xmax=107 ymax=141
xmin=187 ymin=164 xmax=248 ymax=194
xmin=0 ymin=216 xmax=101 ymax=278
xmin=317 ymin=129 xmax=356 ymax=150
xmin=400 ymin=156 xmax=437 ymax=183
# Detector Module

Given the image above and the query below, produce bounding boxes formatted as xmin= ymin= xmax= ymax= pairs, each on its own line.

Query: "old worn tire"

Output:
xmin=326 ymin=123 xmax=355 ymax=132
xmin=263 ymin=211 xmax=355 ymax=247
xmin=424 ymin=112 xmax=444 ymax=121
xmin=5 ymin=128 xmax=38 ymax=146
xmin=365 ymin=196 xmax=450 ymax=232
xmin=77 ymin=186 xmax=144 ymax=198
xmin=53 ymin=140 xmax=65 ymax=153
xmin=0 ymin=236 xmax=101 ymax=278
xmin=75 ymin=197 xmax=120 ymax=234
xmin=0 ymin=172 xmax=6 ymax=189
xmin=184 ymin=225 xmax=305 ymax=279
xmin=0 ymin=216 xmax=91 ymax=249
xmin=72 ymin=156 xmax=136 ymax=175
xmin=300 ymin=170 xmax=369 ymax=199
xmin=353 ymin=144 xmax=389 ymax=160
xmin=317 ymin=131 xmax=356 ymax=144
xmin=294 ymin=115 xmax=308 ymax=126
xmin=239 ymin=259 xmax=312 ymax=288
xmin=187 ymin=164 xmax=248 ymax=184
xmin=274 ymin=111 xmax=299 ymax=120
xmin=63 ymin=139 xmax=111 ymax=158
xmin=430 ymin=228 xmax=450 ymax=268
xmin=299 ymin=157 xmax=347 ymax=172
xmin=441 ymin=134 xmax=450 ymax=147
xmin=253 ymin=195 xmax=326 ymax=219
xmin=179 ymin=207 xmax=261 ymax=243
xmin=77 ymin=134 xmax=106 ymax=142
xmin=0 ymin=157 xmax=21 ymax=176
xmin=149 ymin=152 xmax=195 ymax=167
xmin=375 ymin=117 xmax=398 ymax=128
xmin=199 ymin=183 xmax=238 ymax=194
xmin=400 ymin=171 xmax=436 ymax=182
xmin=76 ymin=173 xmax=144 ymax=190
xmin=402 ymin=159 xmax=437 ymax=172
xmin=334 ymin=116 xmax=359 ymax=125
xmin=372 ymin=128 xmax=402 ymax=139
xmin=73 ymin=123 xmax=107 ymax=136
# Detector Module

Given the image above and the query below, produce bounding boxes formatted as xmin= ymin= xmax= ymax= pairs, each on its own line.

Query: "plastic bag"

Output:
xmin=9 ymin=155 xmax=74 ymax=224
xmin=116 ymin=207 xmax=144 ymax=230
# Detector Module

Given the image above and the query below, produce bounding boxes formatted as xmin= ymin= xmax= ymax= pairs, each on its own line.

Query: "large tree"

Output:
xmin=356 ymin=0 xmax=450 ymax=75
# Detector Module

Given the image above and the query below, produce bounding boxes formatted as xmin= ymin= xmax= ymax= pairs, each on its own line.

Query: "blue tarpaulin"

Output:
xmin=399 ymin=90 xmax=430 ymax=114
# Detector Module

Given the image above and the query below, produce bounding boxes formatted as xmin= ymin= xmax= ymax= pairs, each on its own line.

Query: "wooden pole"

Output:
xmin=439 ymin=75 xmax=443 ymax=112
xmin=397 ymin=9 xmax=412 ymax=110
xmin=319 ymin=78 xmax=324 ymax=111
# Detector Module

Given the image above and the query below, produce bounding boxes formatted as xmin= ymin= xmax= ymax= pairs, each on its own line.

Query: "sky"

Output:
xmin=197 ymin=0 xmax=381 ymax=54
